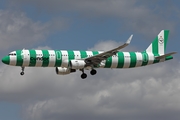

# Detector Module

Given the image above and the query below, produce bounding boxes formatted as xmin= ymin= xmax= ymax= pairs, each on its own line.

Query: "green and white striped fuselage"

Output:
xmin=7 ymin=50 xmax=172 ymax=68
xmin=2 ymin=30 xmax=176 ymax=79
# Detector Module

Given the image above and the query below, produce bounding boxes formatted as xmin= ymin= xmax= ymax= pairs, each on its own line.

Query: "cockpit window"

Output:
xmin=8 ymin=53 xmax=16 ymax=56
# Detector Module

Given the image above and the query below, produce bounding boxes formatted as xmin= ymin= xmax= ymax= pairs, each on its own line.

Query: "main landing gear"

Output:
xmin=90 ymin=69 xmax=97 ymax=75
xmin=81 ymin=73 xmax=87 ymax=79
xmin=80 ymin=69 xmax=97 ymax=79
xmin=20 ymin=67 xmax=25 ymax=75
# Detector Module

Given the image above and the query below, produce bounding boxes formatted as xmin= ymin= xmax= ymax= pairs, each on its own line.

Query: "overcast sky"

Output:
xmin=0 ymin=0 xmax=180 ymax=120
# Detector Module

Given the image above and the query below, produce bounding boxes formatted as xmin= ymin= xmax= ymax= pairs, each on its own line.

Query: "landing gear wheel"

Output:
xmin=20 ymin=72 xmax=24 ymax=75
xmin=90 ymin=69 xmax=97 ymax=75
xmin=20 ymin=67 xmax=25 ymax=76
xmin=81 ymin=73 xmax=87 ymax=79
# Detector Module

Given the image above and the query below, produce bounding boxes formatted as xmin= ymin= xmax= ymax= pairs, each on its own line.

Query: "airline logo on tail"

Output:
xmin=159 ymin=36 xmax=164 ymax=44
xmin=1 ymin=30 xmax=177 ymax=79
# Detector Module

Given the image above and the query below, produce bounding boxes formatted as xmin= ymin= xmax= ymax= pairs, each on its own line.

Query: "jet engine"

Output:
xmin=56 ymin=67 xmax=76 ymax=75
xmin=69 ymin=60 xmax=86 ymax=69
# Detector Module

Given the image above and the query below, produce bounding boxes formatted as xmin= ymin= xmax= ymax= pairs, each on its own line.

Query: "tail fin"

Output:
xmin=146 ymin=30 xmax=169 ymax=55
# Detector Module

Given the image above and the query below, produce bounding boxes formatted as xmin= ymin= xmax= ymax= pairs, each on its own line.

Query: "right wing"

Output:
xmin=84 ymin=35 xmax=133 ymax=66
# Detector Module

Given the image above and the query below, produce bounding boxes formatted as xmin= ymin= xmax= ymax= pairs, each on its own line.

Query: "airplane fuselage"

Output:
xmin=3 ymin=49 xmax=173 ymax=68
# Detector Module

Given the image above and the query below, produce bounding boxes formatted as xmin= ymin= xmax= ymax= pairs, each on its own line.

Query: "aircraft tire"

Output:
xmin=81 ymin=73 xmax=87 ymax=79
xmin=90 ymin=69 xmax=97 ymax=75
xmin=20 ymin=72 xmax=24 ymax=75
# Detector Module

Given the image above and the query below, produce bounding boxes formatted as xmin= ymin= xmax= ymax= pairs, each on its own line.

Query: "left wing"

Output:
xmin=85 ymin=35 xmax=133 ymax=66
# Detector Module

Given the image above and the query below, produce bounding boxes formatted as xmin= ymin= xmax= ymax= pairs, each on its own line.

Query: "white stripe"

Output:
xmin=74 ymin=51 xmax=81 ymax=59
xmin=48 ymin=50 xmax=56 ymax=67
xmin=22 ymin=50 xmax=30 ymax=66
xmin=147 ymin=53 xmax=154 ymax=65
xmin=61 ymin=50 xmax=69 ymax=67
xmin=146 ymin=44 xmax=153 ymax=53
xmin=35 ymin=50 xmax=43 ymax=67
xmin=10 ymin=55 xmax=17 ymax=66
xmin=97 ymin=51 xmax=105 ymax=68
xmin=86 ymin=51 xmax=93 ymax=57
xmin=123 ymin=52 xmax=130 ymax=68
xmin=135 ymin=52 xmax=143 ymax=67
xmin=98 ymin=51 xmax=103 ymax=54
xmin=110 ymin=53 xmax=118 ymax=68
xmin=158 ymin=31 xmax=164 ymax=55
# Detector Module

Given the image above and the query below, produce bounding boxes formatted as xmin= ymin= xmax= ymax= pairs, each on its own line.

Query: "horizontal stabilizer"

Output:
xmin=155 ymin=52 xmax=177 ymax=60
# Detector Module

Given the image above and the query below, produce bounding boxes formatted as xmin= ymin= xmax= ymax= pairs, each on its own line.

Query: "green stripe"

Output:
xmin=164 ymin=30 xmax=169 ymax=53
xmin=165 ymin=56 xmax=173 ymax=61
xmin=153 ymin=59 xmax=160 ymax=64
xmin=55 ymin=50 xmax=62 ymax=67
xmin=142 ymin=52 xmax=148 ymax=66
xmin=16 ymin=50 xmax=23 ymax=66
xmin=80 ymin=51 xmax=87 ymax=58
xmin=104 ymin=57 xmax=112 ymax=68
xmin=117 ymin=52 xmax=124 ymax=68
xmin=152 ymin=36 xmax=159 ymax=54
xmin=68 ymin=50 xmax=74 ymax=60
xmin=92 ymin=51 xmax=99 ymax=56
xmin=29 ymin=50 xmax=36 ymax=66
xmin=129 ymin=52 xmax=137 ymax=68
xmin=7 ymin=56 xmax=10 ymax=65
xmin=42 ymin=50 xmax=49 ymax=67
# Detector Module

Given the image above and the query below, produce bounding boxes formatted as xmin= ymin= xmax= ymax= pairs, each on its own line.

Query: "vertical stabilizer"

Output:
xmin=146 ymin=30 xmax=169 ymax=55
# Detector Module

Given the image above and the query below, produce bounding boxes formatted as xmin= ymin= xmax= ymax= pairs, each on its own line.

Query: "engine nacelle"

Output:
xmin=55 ymin=67 xmax=76 ymax=75
xmin=70 ymin=60 xmax=86 ymax=69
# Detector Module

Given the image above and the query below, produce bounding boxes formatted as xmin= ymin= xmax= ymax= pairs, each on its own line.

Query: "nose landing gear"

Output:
xmin=20 ymin=67 xmax=25 ymax=75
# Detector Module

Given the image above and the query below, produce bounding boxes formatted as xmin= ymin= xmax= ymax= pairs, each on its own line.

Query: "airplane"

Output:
xmin=1 ymin=30 xmax=176 ymax=79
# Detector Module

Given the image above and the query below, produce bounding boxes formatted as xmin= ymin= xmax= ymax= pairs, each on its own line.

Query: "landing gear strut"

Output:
xmin=20 ymin=67 xmax=25 ymax=75
xmin=80 ymin=69 xmax=87 ymax=79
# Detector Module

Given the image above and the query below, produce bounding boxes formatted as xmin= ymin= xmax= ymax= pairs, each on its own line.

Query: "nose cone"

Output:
xmin=2 ymin=56 xmax=10 ymax=65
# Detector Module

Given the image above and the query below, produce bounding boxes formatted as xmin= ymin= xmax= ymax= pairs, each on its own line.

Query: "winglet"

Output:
xmin=115 ymin=34 xmax=133 ymax=51
xmin=126 ymin=34 xmax=133 ymax=45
